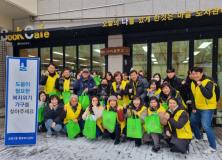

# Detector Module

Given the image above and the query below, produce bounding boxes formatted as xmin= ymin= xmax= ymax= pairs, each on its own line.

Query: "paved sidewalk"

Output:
xmin=0 ymin=128 xmax=221 ymax=160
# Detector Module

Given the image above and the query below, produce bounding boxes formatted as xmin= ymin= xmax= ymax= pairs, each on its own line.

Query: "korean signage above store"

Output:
xmin=0 ymin=24 xmax=50 ymax=42
xmin=100 ymin=47 xmax=130 ymax=56
xmin=103 ymin=8 xmax=222 ymax=27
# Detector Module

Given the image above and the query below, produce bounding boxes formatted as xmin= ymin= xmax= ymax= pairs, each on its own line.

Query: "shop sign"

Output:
xmin=103 ymin=8 xmax=222 ymax=27
xmin=0 ymin=24 xmax=50 ymax=42
xmin=100 ymin=47 xmax=130 ymax=56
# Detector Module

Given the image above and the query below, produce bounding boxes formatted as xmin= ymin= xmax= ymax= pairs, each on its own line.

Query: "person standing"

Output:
xmin=40 ymin=63 xmax=60 ymax=96
xmin=190 ymin=67 xmax=217 ymax=154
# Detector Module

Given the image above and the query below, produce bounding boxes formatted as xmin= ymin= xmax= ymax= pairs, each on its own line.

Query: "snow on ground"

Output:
xmin=0 ymin=129 xmax=222 ymax=160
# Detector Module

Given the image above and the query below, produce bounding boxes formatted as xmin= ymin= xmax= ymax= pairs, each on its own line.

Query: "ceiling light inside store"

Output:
xmin=183 ymin=60 xmax=188 ymax=63
xmin=142 ymin=46 xmax=147 ymax=52
xmin=66 ymin=61 xmax=75 ymax=64
xmin=93 ymin=61 xmax=99 ymax=64
xmin=194 ymin=51 xmax=200 ymax=56
xmin=28 ymin=55 xmax=36 ymax=57
xmin=79 ymin=57 xmax=87 ymax=61
xmin=153 ymin=62 xmax=158 ymax=64
xmin=198 ymin=42 xmax=212 ymax=49
xmin=53 ymin=51 xmax=69 ymax=57
xmin=94 ymin=49 xmax=101 ymax=53
xmin=152 ymin=58 xmax=157 ymax=62
xmin=45 ymin=58 xmax=59 ymax=62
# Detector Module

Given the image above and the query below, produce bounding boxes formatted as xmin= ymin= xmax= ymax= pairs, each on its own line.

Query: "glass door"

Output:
xmin=151 ymin=42 xmax=167 ymax=78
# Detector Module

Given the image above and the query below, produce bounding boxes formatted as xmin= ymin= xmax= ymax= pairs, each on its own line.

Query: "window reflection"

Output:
xmin=40 ymin=47 xmax=50 ymax=74
xmin=151 ymin=42 xmax=167 ymax=78
xmin=52 ymin=46 xmax=63 ymax=72
xmin=92 ymin=44 xmax=105 ymax=75
xmin=172 ymin=41 xmax=189 ymax=78
xmin=132 ymin=44 xmax=147 ymax=76
xmin=79 ymin=45 xmax=90 ymax=70
xmin=65 ymin=46 xmax=77 ymax=71
xmin=194 ymin=39 xmax=213 ymax=77
xmin=19 ymin=48 xmax=38 ymax=57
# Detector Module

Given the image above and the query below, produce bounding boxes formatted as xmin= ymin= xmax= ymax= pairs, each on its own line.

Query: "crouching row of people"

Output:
xmin=38 ymin=91 xmax=192 ymax=154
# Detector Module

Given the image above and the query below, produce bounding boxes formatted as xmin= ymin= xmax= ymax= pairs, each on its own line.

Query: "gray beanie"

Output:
xmin=107 ymin=96 xmax=117 ymax=102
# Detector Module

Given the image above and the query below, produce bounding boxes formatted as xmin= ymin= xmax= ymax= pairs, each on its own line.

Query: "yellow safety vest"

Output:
xmin=154 ymin=88 xmax=161 ymax=96
xmin=191 ymin=79 xmax=216 ymax=110
xmin=44 ymin=73 xmax=59 ymax=94
xmin=148 ymin=105 xmax=166 ymax=115
xmin=63 ymin=78 xmax=70 ymax=92
xmin=112 ymin=81 xmax=130 ymax=106
xmin=134 ymin=106 xmax=147 ymax=117
xmin=64 ymin=103 xmax=82 ymax=124
xmin=169 ymin=110 xmax=192 ymax=139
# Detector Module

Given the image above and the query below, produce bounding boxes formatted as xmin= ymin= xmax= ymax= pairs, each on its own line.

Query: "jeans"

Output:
xmin=190 ymin=109 xmax=216 ymax=149
xmin=150 ymin=133 xmax=160 ymax=148
xmin=45 ymin=119 xmax=62 ymax=135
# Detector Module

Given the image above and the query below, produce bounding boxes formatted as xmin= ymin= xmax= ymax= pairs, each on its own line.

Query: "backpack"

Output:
xmin=207 ymin=77 xmax=220 ymax=102
xmin=214 ymin=82 xmax=220 ymax=102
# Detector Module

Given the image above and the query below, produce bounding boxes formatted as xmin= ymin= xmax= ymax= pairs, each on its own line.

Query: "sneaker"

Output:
xmin=135 ymin=140 xmax=142 ymax=147
xmin=203 ymin=133 xmax=208 ymax=141
xmin=46 ymin=133 xmax=52 ymax=138
xmin=152 ymin=146 xmax=160 ymax=153
xmin=120 ymin=134 xmax=126 ymax=142
xmin=192 ymin=138 xmax=203 ymax=144
xmin=97 ymin=136 xmax=103 ymax=140
xmin=203 ymin=147 xmax=216 ymax=154
xmin=114 ymin=139 xmax=120 ymax=145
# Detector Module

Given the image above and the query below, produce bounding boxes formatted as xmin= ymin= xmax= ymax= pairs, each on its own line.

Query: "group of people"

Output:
xmin=38 ymin=63 xmax=219 ymax=154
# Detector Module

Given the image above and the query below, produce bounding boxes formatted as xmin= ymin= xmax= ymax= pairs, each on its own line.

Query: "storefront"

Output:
xmin=0 ymin=10 xmax=221 ymax=124
xmin=6 ymin=13 xmax=222 ymax=92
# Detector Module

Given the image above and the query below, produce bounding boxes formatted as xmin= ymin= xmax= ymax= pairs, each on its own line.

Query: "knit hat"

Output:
xmin=107 ymin=95 xmax=117 ymax=102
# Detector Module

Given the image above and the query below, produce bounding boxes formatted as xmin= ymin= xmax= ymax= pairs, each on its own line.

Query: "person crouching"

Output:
xmin=164 ymin=98 xmax=192 ymax=154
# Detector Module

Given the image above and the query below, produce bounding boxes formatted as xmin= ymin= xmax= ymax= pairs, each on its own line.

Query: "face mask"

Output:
xmin=49 ymin=72 xmax=56 ymax=77
xmin=101 ymin=84 xmax=108 ymax=87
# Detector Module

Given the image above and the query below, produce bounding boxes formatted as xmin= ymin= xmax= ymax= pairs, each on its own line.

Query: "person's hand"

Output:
xmin=132 ymin=110 xmax=137 ymax=116
xmin=197 ymin=81 xmax=202 ymax=86
xmin=192 ymin=109 xmax=197 ymax=113
xmin=87 ymin=108 xmax=90 ymax=114
xmin=77 ymin=75 xmax=81 ymax=80
xmin=83 ymin=88 xmax=88 ymax=93
xmin=147 ymin=88 xmax=152 ymax=93
xmin=51 ymin=122 xmax=56 ymax=128
xmin=186 ymin=100 xmax=192 ymax=104
xmin=64 ymin=107 xmax=67 ymax=112
xmin=164 ymin=113 xmax=170 ymax=120
xmin=181 ymin=80 xmax=186 ymax=85
xmin=127 ymin=109 xmax=131 ymax=116
xmin=73 ymin=119 xmax=78 ymax=123
xmin=166 ymin=130 xmax=171 ymax=137
xmin=44 ymin=71 xmax=49 ymax=76
xmin=49 ymin=103 xmax=53 ymax=110
xmin=129 ymin=89 xmax=133 ymax=93
xmin=117 ymin=95 xmax=122 ymax=100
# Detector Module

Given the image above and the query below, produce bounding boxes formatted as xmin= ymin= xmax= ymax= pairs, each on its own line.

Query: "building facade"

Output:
xmin=1 ymin=1 xmax=222 ymax=121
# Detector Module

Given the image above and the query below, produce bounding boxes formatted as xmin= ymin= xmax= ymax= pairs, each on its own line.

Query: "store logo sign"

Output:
xmin=0 ymin=25 xmax=50 ymax=42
